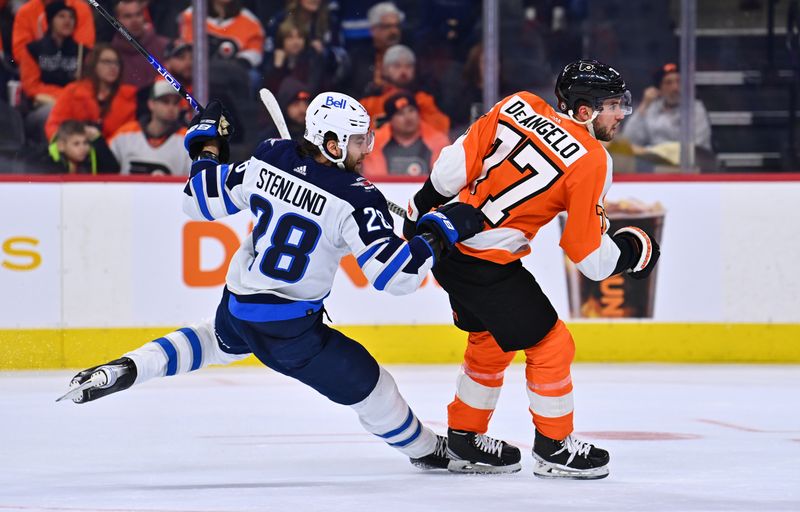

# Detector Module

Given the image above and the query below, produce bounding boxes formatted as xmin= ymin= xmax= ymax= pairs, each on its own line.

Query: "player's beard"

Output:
xmin=592 ymin=119 xmax=618 ymax=142
xmin=344 ymin=152 xmax=364 ymax=173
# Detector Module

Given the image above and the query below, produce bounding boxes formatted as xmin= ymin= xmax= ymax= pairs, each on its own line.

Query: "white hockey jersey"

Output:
xmin=182 ymin=139 xmax=435 ymax=322
xmin=110 ymin=121 xmax=191 ymax=176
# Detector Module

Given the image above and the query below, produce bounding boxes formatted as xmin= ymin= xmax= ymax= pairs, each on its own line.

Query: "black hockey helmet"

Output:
xmin=555 ymin=59 xmax=630 ymax=115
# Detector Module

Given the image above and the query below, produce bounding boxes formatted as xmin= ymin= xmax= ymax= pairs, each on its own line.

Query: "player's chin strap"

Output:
xmin=567 ymin=109 xmax=600 ymax=140
xmin=316 ymin=143 xmax=347 ymax=169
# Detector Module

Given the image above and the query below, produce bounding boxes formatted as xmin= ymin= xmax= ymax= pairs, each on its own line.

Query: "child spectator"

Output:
xmin=266 ymin=0 xmax=346 ymax=88
xmin=110 ymin=80 xmax=191 ymax=176
xmin=29 ymin=119 xmax=118 ymax=174
xmin=359 ymin=44 xmax=450 ymax=134
xmin=362 ymin=90 xmax=449 ymax=178
xmin=45 ymin=44 xmax=137 ymax=141
xmin=111 ymin=0 xmax=168 ymax=88
xmin=263 ymin=17 xmax=324 ymax=94
xmin=12 ymin=0 xmax=95 ymax=64
xmin=18 ymin=1 xmax=80 ymax=142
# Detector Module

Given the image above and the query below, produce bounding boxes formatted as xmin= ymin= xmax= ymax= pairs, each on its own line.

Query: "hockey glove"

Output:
xmin=185 ymin=100 xmax=234 ymax=162
xmin=612 ymin=226 xmax=661 ymax=279
xmin=418 ymin=202 xmax=485 ymax=252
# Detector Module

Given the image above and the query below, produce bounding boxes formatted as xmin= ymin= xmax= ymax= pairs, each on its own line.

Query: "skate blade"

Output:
xmin=55 ymin=373 xmax=106 ymax=403
xmin=532 ymin=456 xmax=609 ymax=480
xmin=447 ymin=459 xmax=522 ymax=474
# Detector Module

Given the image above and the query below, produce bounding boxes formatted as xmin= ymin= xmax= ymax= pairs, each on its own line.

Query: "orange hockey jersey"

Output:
xmin=423 ymin=91 xmax=620 ymax=280
xmin=179 ymin=7 xmax=265 ymax=67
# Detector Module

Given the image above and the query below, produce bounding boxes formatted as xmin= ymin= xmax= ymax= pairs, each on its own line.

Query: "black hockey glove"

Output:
xmin=611 ymin=226 xmax=661 ymax=279
xmin=184 ymin=99 xmax=235 ymax=162
xmin=417 ymin=202 xmax=485 ymax=256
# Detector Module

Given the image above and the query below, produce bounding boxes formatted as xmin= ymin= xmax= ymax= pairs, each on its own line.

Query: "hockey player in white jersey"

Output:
xmin=60 ymin=92 xmax=485 ymax=470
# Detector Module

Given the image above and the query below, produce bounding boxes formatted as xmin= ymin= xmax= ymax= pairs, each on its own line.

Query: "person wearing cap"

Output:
xmin=622 ymin=62 xmax=712 ymax=154
xmin=260 ymin=77 xmax=311 ymax=143
xmin=12 ymin=0 xmax=95 ymax=66
xmin=112 ymin=0 xmax=169 ymax=89
xmin=17 ymin=0 xmax=81 ymax=142
xmin=362 ymin=90 xmax=449 ymax=178
xmin=136 ymin=40 xmax=194 ymax=122
xmin=359 ymin=44 xmax=450 ymax=135
xmin=109 ymin=80 xmax=191 ymax=175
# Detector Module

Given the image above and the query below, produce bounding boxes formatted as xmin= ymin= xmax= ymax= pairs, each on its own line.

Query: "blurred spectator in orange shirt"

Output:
xmin=12 ymin=0 xmax=94 ymax=64
xmin=363 ymin=90 xmax=449 ymax=178
xmin=18 ymin=1 xmax=80 ymax=142
xmin=180 ymin=0 xmax=265 ymax=69
xmin=111 ymin=0 xmax=168 ymax=88
xmin=45 ymin=44 xmax=137 ymax=142
xmin=360 ymin=44 xmax=450 ymax=134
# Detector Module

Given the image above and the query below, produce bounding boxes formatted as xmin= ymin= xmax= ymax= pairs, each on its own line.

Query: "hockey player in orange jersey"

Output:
xmin=404 ymin=60 xmax=661 ymax=479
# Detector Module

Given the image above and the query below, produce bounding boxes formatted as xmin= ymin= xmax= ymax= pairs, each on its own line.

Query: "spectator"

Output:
xmin=265 ymin=0 xmax=346 ymax=89
xmin=344 ymin=2 xmax=404 ymax=97
xmin=137 ymin=40 xmax=193 ymax=121
xmin=179 ymin=0 xmax=264 ymax=120
xmin=18 ymin=1 xmax=80 ymax=142
xmin=110 ymin=81 xmax=191 ymax=176
xmin=622 ymin=62 xmax=713 ymax=154
xmin=441 ymin=41 xmax=485 ymax=136
xmin=145 ymin=0 xmax=191 ymax=39
xmin=12 ymin=0 xmax=95 ymax=64
xmin=180 ymin=0 xmax=265 ymax=70
xmin=111 ymin=0 xmax=169 ymax=88
xmin=359 ymin=44 xmax=450 ymax=134
xmin=28 ymin=119 xmax=118 ymax=174
xmin=260 ymin=77 xmax=310 ymax=143
xmin=266 ymin=0 xmax=342 ymax=56
xmin=363 ymin=90 xmax=449 ymax=178
xmin=263 ymin=17 xmax=324 ymax=94
xmin=45 ymin=44 xmax=137 ymax=141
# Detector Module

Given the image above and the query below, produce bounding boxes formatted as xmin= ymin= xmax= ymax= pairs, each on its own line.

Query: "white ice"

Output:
xmin=1 ymin=364 xmax=799 ymax=512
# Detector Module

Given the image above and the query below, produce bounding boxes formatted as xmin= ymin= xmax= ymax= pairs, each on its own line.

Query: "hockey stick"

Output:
xmin=85 ymin=0 xmax=201 ymax=114
xmin=257 ymin=88 xmax=408 ymax=220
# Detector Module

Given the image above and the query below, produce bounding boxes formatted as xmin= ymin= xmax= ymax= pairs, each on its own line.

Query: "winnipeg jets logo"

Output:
xmin=293 ymin=165 xmax=307 ymax=175
xmin=350 ymin=177 xmax=375 ymax=190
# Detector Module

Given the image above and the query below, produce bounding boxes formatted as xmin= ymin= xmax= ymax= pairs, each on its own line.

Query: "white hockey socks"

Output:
xmin=350 ymin=366 xmax=437 ymax=458
xmin=124 ymin=319 xmax=249 ymax=385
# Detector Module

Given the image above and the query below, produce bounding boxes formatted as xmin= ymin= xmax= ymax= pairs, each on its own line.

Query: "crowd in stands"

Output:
xmin=3 ymin=0 xmax=685 ymax=178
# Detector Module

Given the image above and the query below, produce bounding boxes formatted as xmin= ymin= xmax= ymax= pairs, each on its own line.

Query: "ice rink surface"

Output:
xmin=1 ymin=364 xmax=798 ymax=512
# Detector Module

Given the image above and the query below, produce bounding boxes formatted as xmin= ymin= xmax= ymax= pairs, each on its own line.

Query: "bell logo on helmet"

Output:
xmin=325 ymin=96 xmax=347 ymax=109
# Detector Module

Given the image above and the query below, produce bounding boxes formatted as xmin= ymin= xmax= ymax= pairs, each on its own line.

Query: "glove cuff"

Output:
xmin=613 ymin=226 xmax=653 ymax=273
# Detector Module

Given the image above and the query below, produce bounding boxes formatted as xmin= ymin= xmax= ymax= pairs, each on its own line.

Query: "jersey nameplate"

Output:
xmin=255 ymin=165 xmax=327 ymax=216
xmin=500 ymin=95 xmax=587 ymax=167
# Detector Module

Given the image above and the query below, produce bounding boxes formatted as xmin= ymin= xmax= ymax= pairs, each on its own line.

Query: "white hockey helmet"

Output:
xmin=304 ymin=91 xmax=374 ymax=167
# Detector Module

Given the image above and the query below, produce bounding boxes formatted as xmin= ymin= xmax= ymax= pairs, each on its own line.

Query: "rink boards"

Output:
xmin=1 ymin=176 xmax=799 ymax=368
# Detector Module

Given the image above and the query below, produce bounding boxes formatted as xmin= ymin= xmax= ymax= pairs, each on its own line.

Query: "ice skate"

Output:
xmin=532 ymin=430 xmax=609 ymax=480
xmin=409 ymin=434 xmax=450 ymax=470
xmin=57 ymin=357 xmax=137 ymax=404
xmin=446 ymin=428 xmax=521 ymax=474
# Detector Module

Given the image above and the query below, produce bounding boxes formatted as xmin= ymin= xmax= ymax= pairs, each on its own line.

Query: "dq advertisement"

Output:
xmin=1 ymin=180 xmax=799 ymax=329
